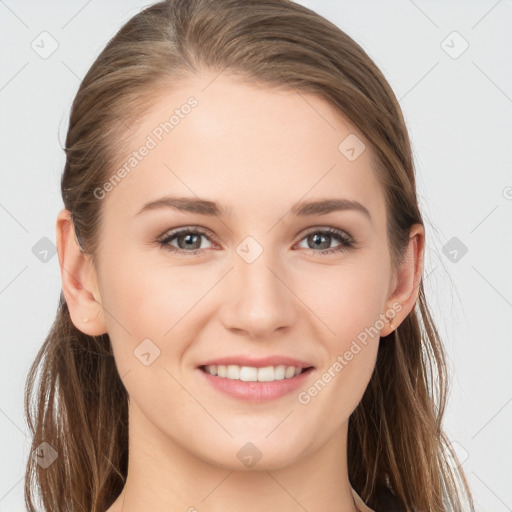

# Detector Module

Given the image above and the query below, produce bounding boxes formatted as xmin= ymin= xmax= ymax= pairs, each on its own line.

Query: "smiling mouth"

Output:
xmin=199 ymin=364 xmax=314 ymax=382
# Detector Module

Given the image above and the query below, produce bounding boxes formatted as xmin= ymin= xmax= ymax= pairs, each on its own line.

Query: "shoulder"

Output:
xmin=350 ymin=485 xmax=405 ymax=512
xmin=351 ymin=486 xmax=377 ymax=512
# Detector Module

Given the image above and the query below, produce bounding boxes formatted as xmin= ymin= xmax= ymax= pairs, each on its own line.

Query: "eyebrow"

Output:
xmin=135 ymin=196 xmax=372 ymax=222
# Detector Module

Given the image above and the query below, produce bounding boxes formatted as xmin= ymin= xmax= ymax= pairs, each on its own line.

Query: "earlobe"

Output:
xmin=56 ymin=209 xmax=107 ymax=336
xmin=381 ymin=223 xmax=425 ymax=337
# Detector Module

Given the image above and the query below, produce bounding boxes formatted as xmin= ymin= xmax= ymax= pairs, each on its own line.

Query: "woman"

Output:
xmin=24 ymin=0 xmax=475 ymax=511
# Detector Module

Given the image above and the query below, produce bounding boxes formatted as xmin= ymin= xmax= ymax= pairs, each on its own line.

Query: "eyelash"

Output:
xmin=156 ymin=226 xmax=355 ymax=257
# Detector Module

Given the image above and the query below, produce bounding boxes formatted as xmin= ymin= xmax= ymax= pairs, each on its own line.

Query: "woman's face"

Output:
xmin=86 ymin=73 xmax=407 ymax=469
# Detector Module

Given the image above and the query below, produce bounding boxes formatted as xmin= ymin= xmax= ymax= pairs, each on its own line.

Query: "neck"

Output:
xmin=107 ymin=401 xmax=359 ymax=512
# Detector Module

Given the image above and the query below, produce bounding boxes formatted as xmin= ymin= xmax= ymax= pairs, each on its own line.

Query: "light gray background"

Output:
xmin=1 ymin=1 xmax=511 ymax=511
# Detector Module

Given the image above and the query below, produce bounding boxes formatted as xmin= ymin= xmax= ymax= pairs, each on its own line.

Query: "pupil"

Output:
xmin=311 ymin=233 xmax=329 ymax=250
xmin=182 ymin=233 xmax=200 ymax=249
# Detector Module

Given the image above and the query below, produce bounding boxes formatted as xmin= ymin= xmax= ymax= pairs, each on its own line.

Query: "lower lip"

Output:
xmin=197 ymin=367 xmax=314 ymax=403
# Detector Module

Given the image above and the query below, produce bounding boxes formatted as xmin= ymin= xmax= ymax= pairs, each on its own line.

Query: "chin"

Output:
xmin=191 ymin=433 xmax=310 ymax=472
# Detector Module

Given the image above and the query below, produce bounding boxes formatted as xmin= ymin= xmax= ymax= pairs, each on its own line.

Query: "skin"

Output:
xmin=56 ymin=72 xmax=424 ymax=512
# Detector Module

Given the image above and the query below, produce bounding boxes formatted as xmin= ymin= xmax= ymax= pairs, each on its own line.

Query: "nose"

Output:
xmin=218 ymin=249 xmax=298 ymax=339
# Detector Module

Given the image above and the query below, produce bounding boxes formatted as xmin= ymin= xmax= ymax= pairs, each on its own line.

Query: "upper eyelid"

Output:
xmin=157 ymin=226 xmax=216 ymax=243
xmin=300 ymin=225 xmax=352 ymax=237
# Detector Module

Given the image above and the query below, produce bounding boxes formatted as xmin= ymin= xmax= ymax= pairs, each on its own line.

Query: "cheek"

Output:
xmin=291 ymin=261 xmax=385 ymax=406
xmin=102 ymin=248 xmax=193 ymax=328
xmin=295 ymin=272 xmax=382 ymax=422
xmin=295 ymin=259 xmax=387 ymax=341
xmin=100 ymin=254 xmax=211 ymax=370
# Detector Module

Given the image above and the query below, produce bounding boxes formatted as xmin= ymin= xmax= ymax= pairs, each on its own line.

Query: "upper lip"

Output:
xmin=198 ymin=356 xmax=314 ymax=369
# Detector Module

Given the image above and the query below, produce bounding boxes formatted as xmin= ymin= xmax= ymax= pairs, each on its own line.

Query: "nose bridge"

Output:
xmin=221 ymin=235 xmax=296 ymax=336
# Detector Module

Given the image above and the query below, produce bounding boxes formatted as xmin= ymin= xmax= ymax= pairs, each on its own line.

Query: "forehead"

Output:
xmin=101 ymin=73 xmax=386 ymax=228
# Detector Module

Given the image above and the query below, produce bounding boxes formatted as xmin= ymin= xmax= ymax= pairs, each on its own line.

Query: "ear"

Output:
xmin=56 ymin=208 xmax=107 ymax=336
xmin=380 ymin=223 xmax=425 ymax=337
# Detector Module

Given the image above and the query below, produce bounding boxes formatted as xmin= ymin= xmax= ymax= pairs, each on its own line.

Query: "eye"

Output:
xmin=157 ymin=226 xmax=354 ymax=256
xmin=157 ymin=227 xmax=215 ymax=256
xmin=295 ymin=227 xmax=354 ymax=255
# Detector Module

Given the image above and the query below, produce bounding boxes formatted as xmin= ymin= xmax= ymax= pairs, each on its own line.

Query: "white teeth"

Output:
xmin=285 ymin=366 xmax=296 ymax=379
xmin=257 ymin=366 xmax=274 ymax=382
xmin=240 ymin=366 xmax=258 ymax=381
xmin=203 ymin=364 xmax=306 ymax=381
xmin=274 ymin=365 xmax=286 ymax=380
xmin=226 ymin=365 xmax=239 ymax=379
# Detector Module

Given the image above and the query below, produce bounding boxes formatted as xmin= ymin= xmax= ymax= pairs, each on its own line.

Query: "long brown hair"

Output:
xmin=24 ymin=1 xmax=474 ymax=510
